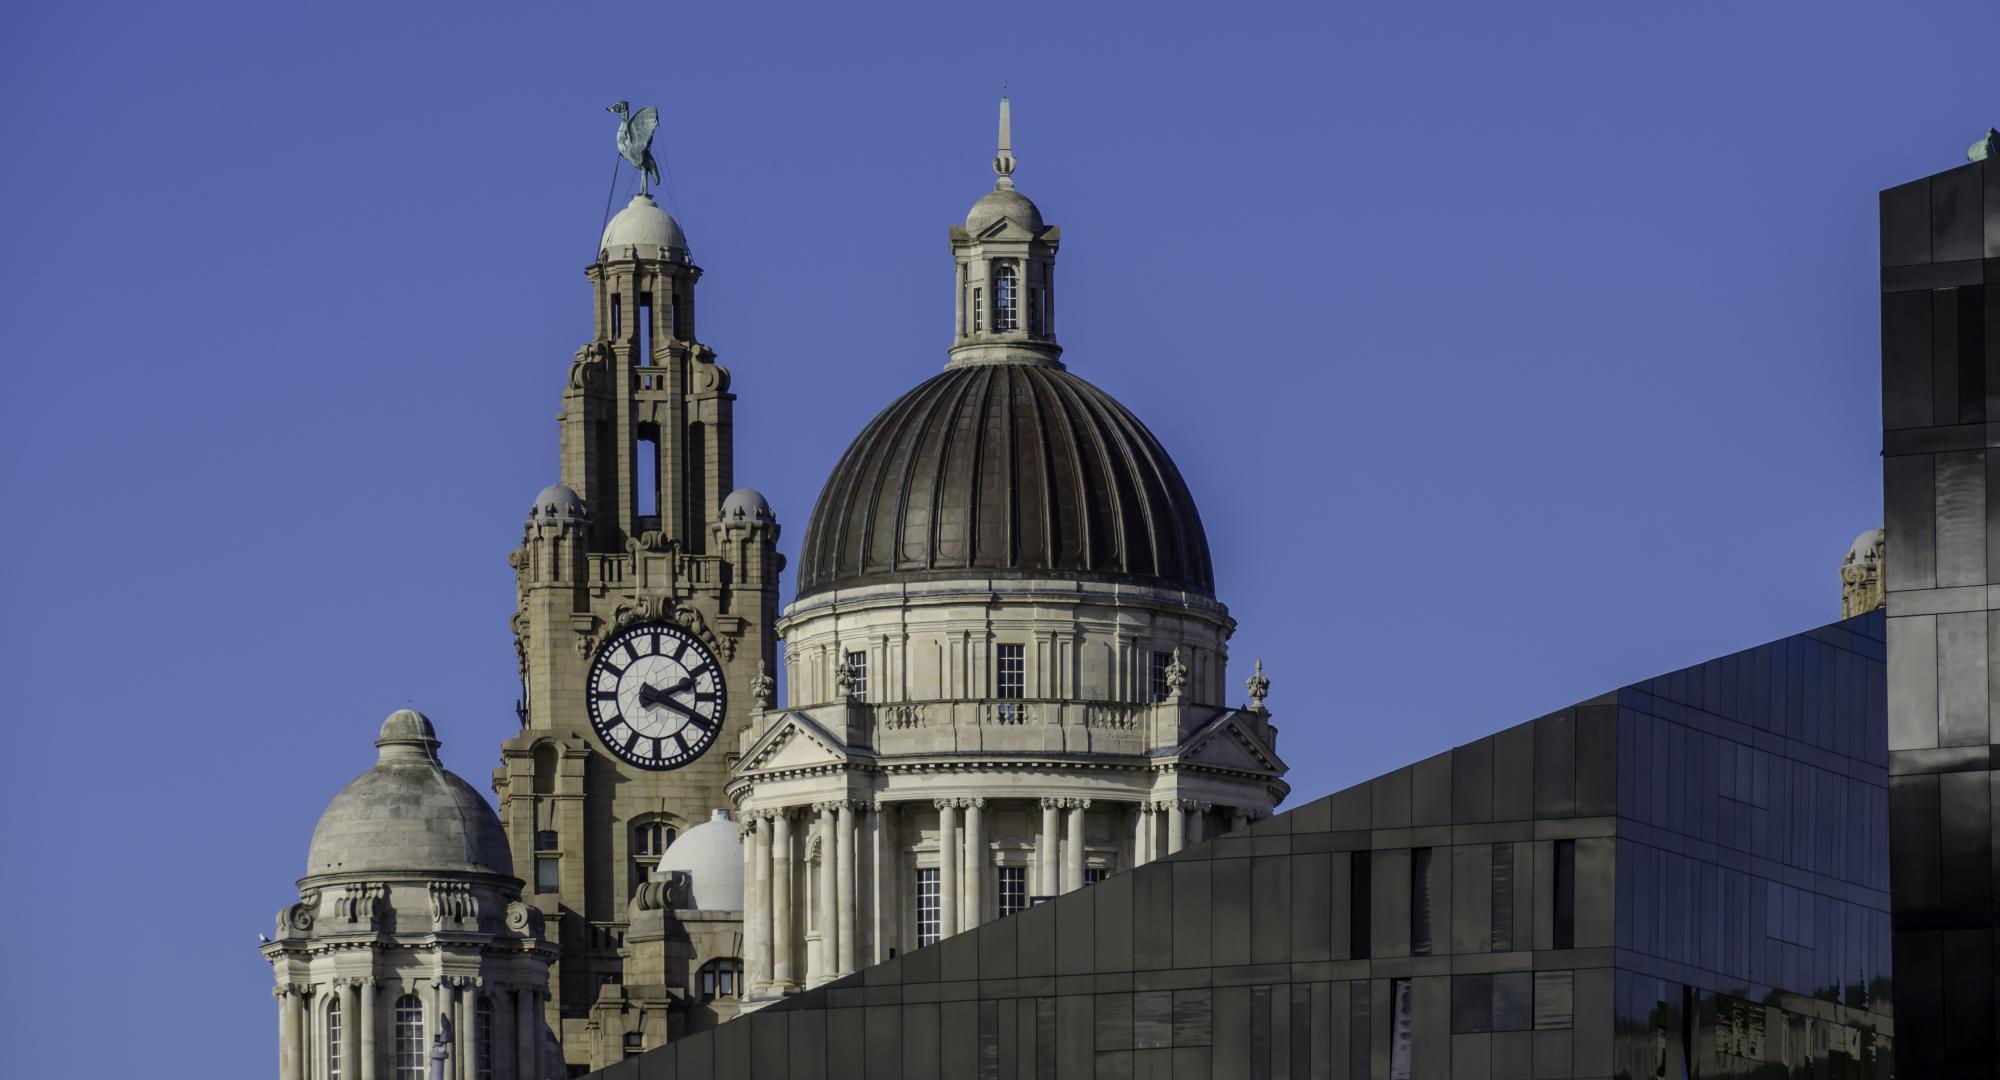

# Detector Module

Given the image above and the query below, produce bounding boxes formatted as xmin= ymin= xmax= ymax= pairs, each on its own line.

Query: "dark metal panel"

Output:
xmin=902 ymin=1003 xmax=939 ymax=1080
xmin=1171 ymin=860 xmax=1211 ymax=969
xmin=1886 ymin=613 xmax=1940 ymax=752
xmin=1212 ymin=986 xmax=1250 ymax=1078
xmin=1882 ymin=177 xmax=1932 ymax=267
xmin=1375 ymin=849 xmax=1411 ymax=959
xmin=943 ymin=922 xmax=982 ymax=983
xmin=1213 ymin=858 xmax=1251 ymax=966
xmin=1532 ymin=713 xmax=1576 ymax=819
xmin=1884 ymin=290 xmax=1936 ymax=429
xmin=983 ymin=903 xmax=1020 ymax=980
xmin=1492 ymin=725 xmax=1535 ymax=822
xmin=1057 ymin=996 xmax=1093 ymax=1080
xmin=1291 ymin=852 xmax=1333 ymax=963
xmin=1528 ymin=1030 xmax=1571 ymax=1079
xmin=942 ymin=1002 xmax=979 ymax=1080
xmin=1451 ymin=737 xmax=1495 ymax=824
xmin=1133 ymin=862 xmax=1173 ymax=972
xmin=1890 ymin=774 xmax=1945 ymax=912
xmin=750 ymin=1012 xmax=791 ymax=1078
xmin=1096 ymin=993 xmax=1134 ymax=1052
xmin=1094 ymin=870 xmax=1134 ymax=974
xmin=1450 ymin=844 xmax=1492 ymax=955
xmin=1574 ymin=706 xmax=1618 ymax=817
xmin=1569 ymin=968 xmax=1612 ymax=1076
xmin=1884 ymin=455 xmax=1939 ymax=589
xmin=1939 ymin=771 xmax=1994 ymax=913
xmin=1250 ymin=855 xmax=1291 ymax=964
xmin=1372 ymin=768 xmax=1413 ymax=829
xmin=1058 ymin=878 xmax=1096 ymax=977
xmin=1933 ymin=162 xmax=1986 ymax=264
xmin=1575 ymin=837 xmax=1615 ymax=949
xmin=788 ymin=1009 xmax=828 ymax=1080
xmin=866 ymin=1004 xmax=904 ymax=1080
xmin=1411 ymin=752 xmax=1452 ymax=828
xmin=1937 ymin=609 xmax=1991 ymax=745
xmin=827 ymin=1003 xmax=865 ymax=1080
xmin=1019 ymin=895 xmax=1058 ymax=978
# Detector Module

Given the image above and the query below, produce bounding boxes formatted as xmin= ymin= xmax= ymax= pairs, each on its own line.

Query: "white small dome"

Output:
xmin=718 ymin=488 xmax=774 ymax=525
xmin=600 ymin=193 xmax=687 ymax=260
xmin=967 ymin=188 xmax=1044 ymax=234
xmin=528 ymin=484 xmax=586 ymax=524
xmin=653 ymin=809 xmax=743 ymax=911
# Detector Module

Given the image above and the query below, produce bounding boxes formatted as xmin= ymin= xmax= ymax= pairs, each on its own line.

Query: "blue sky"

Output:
xmin=2 ymin=1 xmax=1993 ymax=1074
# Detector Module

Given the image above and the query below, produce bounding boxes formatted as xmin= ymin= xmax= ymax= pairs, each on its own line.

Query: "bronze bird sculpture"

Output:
xmin=608 ymin=101 xmax=662 ymax=194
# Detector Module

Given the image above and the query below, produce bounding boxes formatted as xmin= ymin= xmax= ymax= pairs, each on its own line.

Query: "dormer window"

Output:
xmin=993 ymin=265 xmax=1018 ymax=331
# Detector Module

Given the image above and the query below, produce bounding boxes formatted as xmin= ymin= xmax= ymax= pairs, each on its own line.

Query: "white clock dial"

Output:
xmin=585 ymin=623 xmax=726 ymax=770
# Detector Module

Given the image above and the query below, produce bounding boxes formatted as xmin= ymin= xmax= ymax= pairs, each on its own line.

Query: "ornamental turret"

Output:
xmin=949 ymin=97 xmax=1062 ymax=368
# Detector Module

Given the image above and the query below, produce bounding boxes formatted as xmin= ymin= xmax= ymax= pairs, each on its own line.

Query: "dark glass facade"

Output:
xmin=585 ymin=614 xmax=1891 ymax=1079
xmin=1879 ymin=154 xmax=2000 ymax=1079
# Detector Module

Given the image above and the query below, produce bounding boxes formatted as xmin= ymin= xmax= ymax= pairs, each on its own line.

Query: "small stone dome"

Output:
xmin=528 ymin=483 xmax=587 ymax=524
xmin=718 ymin=487 xmax=774 ymax=525
xmin=600 ymin=193 xmax=687 ymax=259
xmin=653 ymin=809 xmax=743 ymax=911
xmin=304 ymin=710 xmax=515 ymax=880
xmin=1847 ymin=527 xmax=1884 ymax=562
xmin=966 ymin=188 xmax=1044 ymax=235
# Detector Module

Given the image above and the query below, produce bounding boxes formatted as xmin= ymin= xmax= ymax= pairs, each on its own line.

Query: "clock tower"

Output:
xmin=494 ymin=190 xmax=781 ymax=1072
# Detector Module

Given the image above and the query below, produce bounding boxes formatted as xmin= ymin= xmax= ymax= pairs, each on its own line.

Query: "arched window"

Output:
xmin=993 ymin=265 xmax=1018 ymax=331
xmin=327 ymin=996 xmax=343 ymax=1080
xmin=394 ymin=995 xmax=425 ymax=1079
xmin=531 ymin=744 xmax=558 ymax=795
xmin=631 ymin=819 xmax=677 ymax=893
xmin=475 ymin=996 xmax=495 ymax=1080
xmin=697 ymin=957 xmax=744 ymax=999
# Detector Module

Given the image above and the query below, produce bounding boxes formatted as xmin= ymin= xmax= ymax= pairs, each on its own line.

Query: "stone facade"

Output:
xmin=494 ymin=193 xmax=782 ymax=1072
xmin=265 ymin=711 xmax=556 ymax=1080
xmin=725 ymin=101 xmax=1289 ymax=1004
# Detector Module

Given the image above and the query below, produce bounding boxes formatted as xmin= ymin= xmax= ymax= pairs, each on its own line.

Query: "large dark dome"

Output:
xmin=797 ymin=362 xmax=1214 ymax=599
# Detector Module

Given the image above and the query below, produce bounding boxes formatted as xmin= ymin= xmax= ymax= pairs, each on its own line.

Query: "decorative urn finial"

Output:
xmin=1247 ymin=660 xmax=1271 ymax=712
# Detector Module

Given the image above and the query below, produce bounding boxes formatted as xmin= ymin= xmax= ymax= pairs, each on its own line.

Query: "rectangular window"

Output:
xmin=997 ymin=866 xmax=1028 ymax=917
xmin=535 ymin=856 xmax=560 ymax=893
xmin=1349 ymin=851 xmax=1371 ymax=959
xmin=1084 ymin=867 xmax=1107 ymax=886
xmin=845 ymin=651 xmax=867 ymax=701
xmin=916 ymin=868 xmax=941 ymax=946
xmin=996 ymin=643 xmax=1024 ymax=722
xmin=1491 ymin=842 xmax=1515 ymax=951
xmin=1553 ymin=839 xmax=1577 ymax=949
xmin=1411 ymin=847 xmax=1434 ymax=956
xmin=1388 ymin=978 xmax=1414 ymax=1080
xmin=1149 ymin=651 xmax=1172 ymax=702
xmin=972 ymin=288 xmax=983 ymax=332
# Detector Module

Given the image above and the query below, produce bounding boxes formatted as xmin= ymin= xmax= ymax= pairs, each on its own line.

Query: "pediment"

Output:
xmin=1177 ymin=712 xmax=1285 ymax=776
xmin=738 ymin=712 xmax=850 ymax=774
xmin=975 ymin=217 xmax=1038 ymax=241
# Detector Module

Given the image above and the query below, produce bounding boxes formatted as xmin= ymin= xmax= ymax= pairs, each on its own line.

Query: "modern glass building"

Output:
xmin=586 ymin=612 xmax=1892 ymax=1079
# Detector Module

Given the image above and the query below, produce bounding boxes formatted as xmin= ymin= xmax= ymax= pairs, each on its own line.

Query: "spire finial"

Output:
xmin=993 ymin=96 xmax=1017 ymax=190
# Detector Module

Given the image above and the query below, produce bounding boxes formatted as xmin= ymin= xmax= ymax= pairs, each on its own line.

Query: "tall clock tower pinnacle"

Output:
xmin=493 ymin=174 xmax=781 ymax=1072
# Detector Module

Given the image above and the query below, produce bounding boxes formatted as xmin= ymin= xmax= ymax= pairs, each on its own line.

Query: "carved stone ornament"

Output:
xmin=1164 ymin=648 xmax=1188 ymax=694
xmin=749 ymin=672 xmax=775 ymax=709
xmin=280 ymin=898 xmax=315 ymax=935
xmin=1246 ymin=659 xmax=1271 ymax=712
xmin=335 ymin=882 xmax=387 ymax=927
xmin=429 ymin=882 xmax=478 ymax=926
xmin=567 ymin=341 xmax=610 ymax=391
xmin=834 ymin=657 xmax=858 ymax=693
xmin=504 ymin=901 xmax=545 ymax=937
xmin=1840 ymin=527 xmax=1886 ymax=618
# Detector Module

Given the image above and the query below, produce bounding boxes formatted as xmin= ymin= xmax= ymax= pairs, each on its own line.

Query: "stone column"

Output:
xmin=515 ymin=989 xmax=539 ymax=1080
xmin=816 ymin=803 xmax=837 ymax=981
xmin=962 ymin=798 xmax=986 ymax=928
xmin=1063 ymin=799 xmax=1089 ymax=893
xmin=453 ymin=980 xmax=472 ymax=1080
xmin=936 ymin=799 xmax=959 ymax=939
xmin=771 ymin=810 xmax=795 ymax=990
xmin=1166 ymin=799 xmax=1186 ymax=855
xmin=1132 ymin=803 xmax=1150 ymax=868
xmin=836 ymin=801 xmax=857 ymax=976
xmin=745 ymin=814 xmax=770 ymax=995
xmin=277 ymin=986 xmax=303 ymax=1080
xmin=1038 ymin=798 xmax=1062 ymax=896
xmin=360 ymin=978 xmax=378 ymax=1080
xmin=865 ymin=803 xmax=885 ymax=964
xmin=429 ymin=979 xmax=449 ymax=1068
xmin=342 ymin=980 xmax=362 ymax=1080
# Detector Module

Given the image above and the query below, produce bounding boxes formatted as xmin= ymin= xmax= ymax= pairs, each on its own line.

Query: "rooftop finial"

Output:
xmin=994 ymin=96 xmax=1017 ymax=190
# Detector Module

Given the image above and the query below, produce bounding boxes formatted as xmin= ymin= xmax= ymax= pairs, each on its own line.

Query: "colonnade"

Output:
xmin=738 ymin=796 xmax=1243 ymax=999
xmin=275 ymin=976 xmax=546 ymax=1080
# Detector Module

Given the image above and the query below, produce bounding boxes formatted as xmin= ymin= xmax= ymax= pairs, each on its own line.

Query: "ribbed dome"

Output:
xmin=797 ymin=363 xmax=1213 ymax=598
xmin=304 ymin=711 xmax=515 ymax=880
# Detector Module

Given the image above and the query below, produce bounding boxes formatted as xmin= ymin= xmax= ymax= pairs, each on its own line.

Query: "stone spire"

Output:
xmin=994 ymin=96 xmax=1017 ymax=189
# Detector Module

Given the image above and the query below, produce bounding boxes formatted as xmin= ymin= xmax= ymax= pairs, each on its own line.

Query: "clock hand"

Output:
xmin=651 ymin=693 xmax=714 ymax=729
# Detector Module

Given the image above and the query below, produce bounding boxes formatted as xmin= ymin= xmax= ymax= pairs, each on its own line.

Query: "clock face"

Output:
xmin=586 ymin=623 xmax=726 ymax=770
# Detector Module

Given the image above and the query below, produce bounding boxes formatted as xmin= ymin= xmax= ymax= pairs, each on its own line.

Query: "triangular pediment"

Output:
xmin=975 ymin=217 xmax=1038 ymax=241
xmin=1176 ymin=711 xmax=1286 ymax=776
xmin=738 ymin=712 xmax=851 ymax=775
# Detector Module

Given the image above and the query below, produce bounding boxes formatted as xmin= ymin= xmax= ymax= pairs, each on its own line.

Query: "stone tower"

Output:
xmin=494 ymin=192 xmax=782 ymax=1073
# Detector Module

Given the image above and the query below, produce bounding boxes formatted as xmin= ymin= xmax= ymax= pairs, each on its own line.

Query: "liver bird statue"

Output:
xmin=608 ymin=101 xmax=662 ymax=194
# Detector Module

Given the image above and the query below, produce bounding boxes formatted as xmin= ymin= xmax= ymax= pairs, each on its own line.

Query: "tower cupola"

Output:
xmin=949 ymin=97 xmax=1062 ymax=368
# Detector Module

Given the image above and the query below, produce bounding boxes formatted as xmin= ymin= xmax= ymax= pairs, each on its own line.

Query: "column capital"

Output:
xmin=933 ymin=797 xmax=962 ymax=811
xmin=1039 ymin=797 xmax=1064 ymax=810
xmin=964 ymin=797 xmax=986 ymax=810
xmin=1063 ymin=798 xmax=1092 ymax=810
